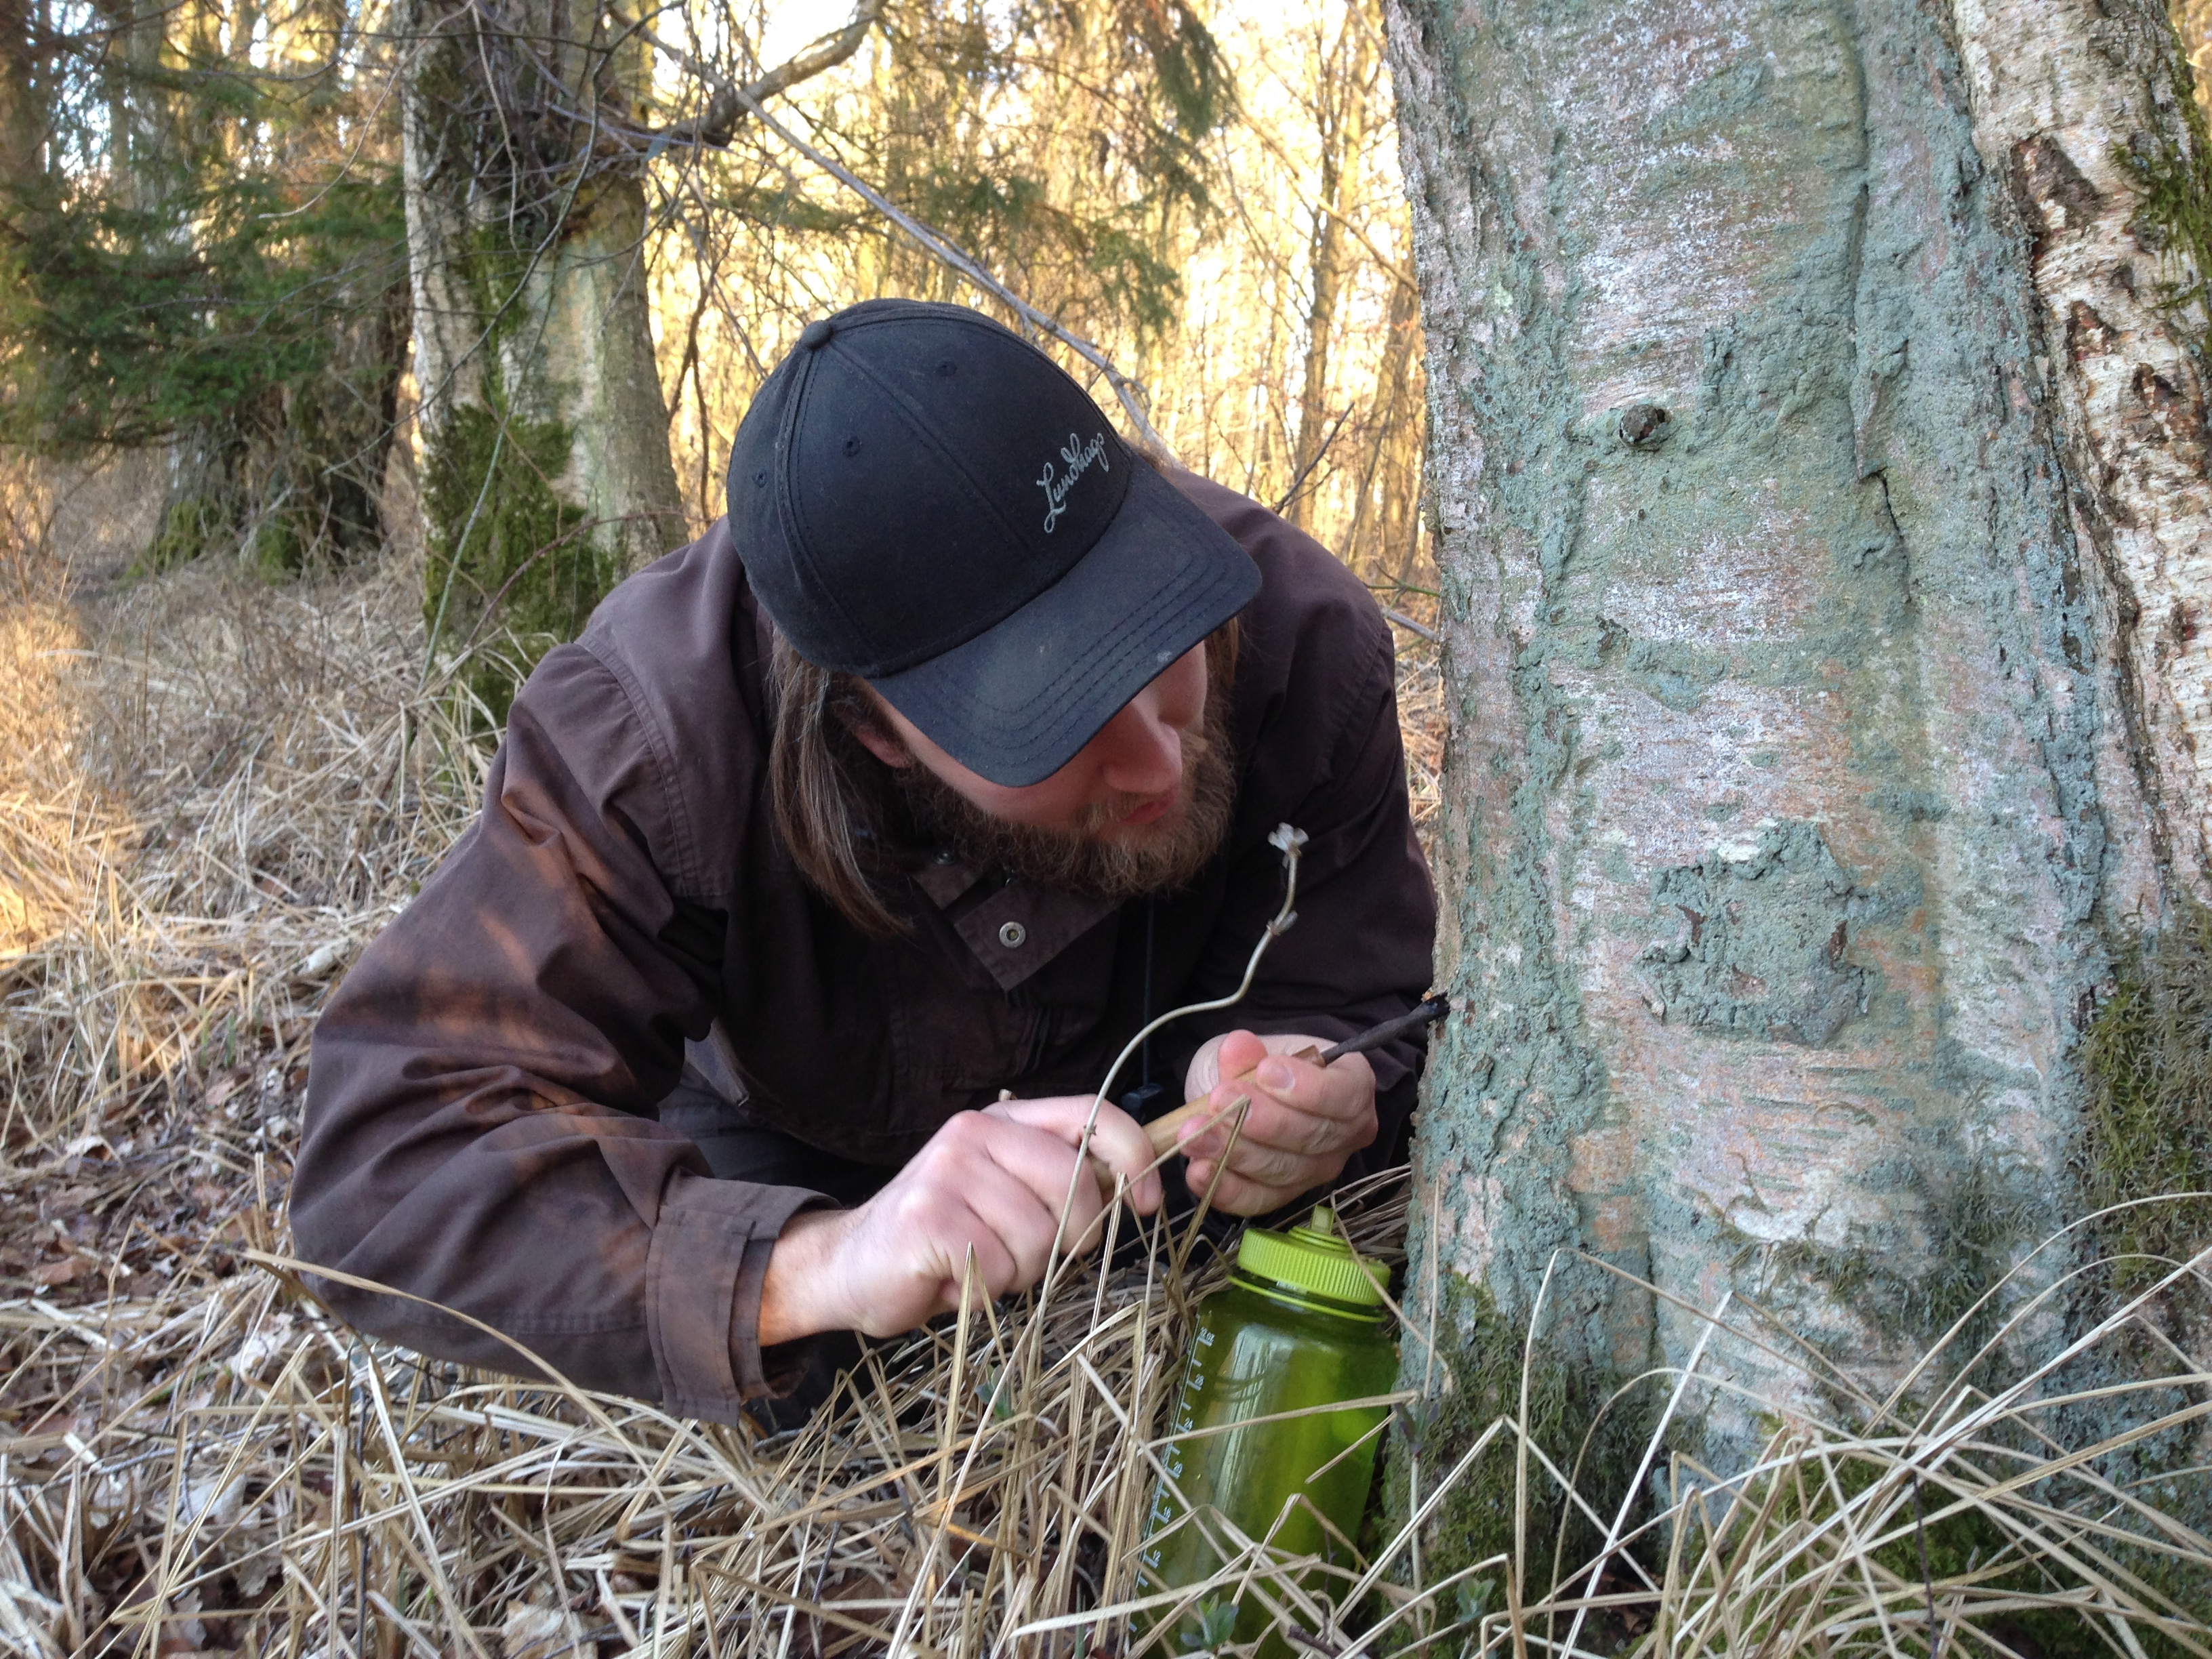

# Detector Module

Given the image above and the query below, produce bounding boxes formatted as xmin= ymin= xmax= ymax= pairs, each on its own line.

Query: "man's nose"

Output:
xmin=1096 ymin=695 xmax=1183 ymax=794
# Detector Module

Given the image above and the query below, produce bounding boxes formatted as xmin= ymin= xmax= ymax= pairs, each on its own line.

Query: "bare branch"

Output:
xmin=642 ymin=23 xmax=1176 ymax=457
xmin=647 ymin=0 xmax=882 ymax=150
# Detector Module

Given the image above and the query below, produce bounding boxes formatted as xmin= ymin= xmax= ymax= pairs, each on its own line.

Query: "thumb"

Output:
xmin=1214 ymin=1029 xmax=1271 ymax=1086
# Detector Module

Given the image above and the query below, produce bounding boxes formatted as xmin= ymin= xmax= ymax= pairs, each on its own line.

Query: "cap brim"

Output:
xmin=867 ymin=462 xmax=1260 ymax=787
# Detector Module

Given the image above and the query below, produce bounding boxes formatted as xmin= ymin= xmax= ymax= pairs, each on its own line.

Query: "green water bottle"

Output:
xmin=1137 ymin=1208 xmax=1397 ymax=1656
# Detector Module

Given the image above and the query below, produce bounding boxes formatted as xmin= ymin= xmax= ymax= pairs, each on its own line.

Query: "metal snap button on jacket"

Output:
xmin=997 ymin=921 xmax=1027 ymax=948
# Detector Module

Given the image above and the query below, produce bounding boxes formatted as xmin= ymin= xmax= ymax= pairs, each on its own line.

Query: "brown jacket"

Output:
xmin=293 ymin=472 xmax=1435 ymax=1424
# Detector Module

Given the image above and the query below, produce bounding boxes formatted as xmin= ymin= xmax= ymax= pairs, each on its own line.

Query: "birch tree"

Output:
xmin=1382 ymin=0 xmax=2212 ymax=1509
xmin=402 ymin=0 xmax=688 ymax=699
xmin=398 ymin=0 xmax=887 ymax=706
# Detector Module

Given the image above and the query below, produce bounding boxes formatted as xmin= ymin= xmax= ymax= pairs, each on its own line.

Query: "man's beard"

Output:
xmin=892 ymin=686 xmax=1236 ymax=901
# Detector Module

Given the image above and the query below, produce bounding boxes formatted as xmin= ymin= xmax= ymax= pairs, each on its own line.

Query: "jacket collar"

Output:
xmin=911 ymin=853 xmax=1120 ymax=991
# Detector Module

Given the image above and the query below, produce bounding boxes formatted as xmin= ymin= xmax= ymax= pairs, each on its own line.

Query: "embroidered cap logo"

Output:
xmin=1037 ymin=431 xmax=1110 ymax=533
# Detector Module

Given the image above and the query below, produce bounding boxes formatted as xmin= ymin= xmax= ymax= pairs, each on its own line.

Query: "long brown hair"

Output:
xmin=767 ymin=631 xmax=909 ymax=936
xmin=767 ymin=621 xmax=1241 ymax=937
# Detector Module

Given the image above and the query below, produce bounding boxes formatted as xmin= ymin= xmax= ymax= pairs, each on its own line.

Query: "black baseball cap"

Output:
xmin=726 ymin=299 xmax=1259 ymax=787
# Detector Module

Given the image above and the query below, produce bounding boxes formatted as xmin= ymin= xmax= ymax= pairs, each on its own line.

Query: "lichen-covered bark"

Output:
xmin=401 ymin=0 xmax=684 ymax=697
xmin=1952 ymin=0 xmax=2212 ymax=894
xmin=1384 ymin=0 xmax=2162 ymax=1465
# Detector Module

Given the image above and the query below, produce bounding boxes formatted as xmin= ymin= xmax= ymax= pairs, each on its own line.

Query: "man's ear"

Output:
xmin=850 ymin=721 xmax=912 ymax=769
xmin=834 ymin=687 xmax=914 ymax=769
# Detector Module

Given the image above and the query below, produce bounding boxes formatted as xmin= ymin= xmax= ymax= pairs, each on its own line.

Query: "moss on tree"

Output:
xmin=2081 ymin=897 xmax=2212 ymax=1282
xmin=2115 ymin=19 xmax=2212 ymax=343
xmin=2042 ymin=897 xmax=2212 ymax=1651
xmin=1758 ymin=1158 xmax=2044 ymax=1358
xmin=149 ymin=493 xmax=228 ymax=572
xmin=420 ymin=401 xmax=610 ymax=722
xmin=1380 ymin=1275 xmax=1652 ymax=1618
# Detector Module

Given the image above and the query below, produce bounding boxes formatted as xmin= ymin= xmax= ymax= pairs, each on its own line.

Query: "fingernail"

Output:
xmin=1257 ymin=1059 xmax=1292 ymax=1088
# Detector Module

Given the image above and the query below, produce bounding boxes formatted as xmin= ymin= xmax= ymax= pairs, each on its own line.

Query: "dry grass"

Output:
xmin=0 ymin=456 xmax=482 ymax=1163
xmin=5 ymin=463 xmax=2211 ymax=1659
xmin=7 ymin=1166 xmax=2209 ymax=1659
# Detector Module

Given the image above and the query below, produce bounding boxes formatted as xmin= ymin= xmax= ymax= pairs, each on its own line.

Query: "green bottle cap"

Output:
xmin=1234 ymin=1206 xmax=1389 ymax=1308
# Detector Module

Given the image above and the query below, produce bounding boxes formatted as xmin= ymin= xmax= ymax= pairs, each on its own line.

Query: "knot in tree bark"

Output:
xmin=1618 ymin=403 xmax=1673 ymax=449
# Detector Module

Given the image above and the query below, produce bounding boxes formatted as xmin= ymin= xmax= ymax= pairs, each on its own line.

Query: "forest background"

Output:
xmin=0 ymin=0 xmax=1430 ymax=697
xmin=0 ymin=0 xmax=1441 ymax=1206
xmin=0 ymin=0 xmax=1442 ymax=1293
xmin=0 ymin=1 xmax=1450 ymax=1650
xmin=4 ymin=0 xmax=2212 ymax=1655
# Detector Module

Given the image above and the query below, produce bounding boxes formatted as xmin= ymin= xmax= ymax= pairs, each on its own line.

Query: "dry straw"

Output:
xmin=0 ymin=463 xmax=491 ymax=1162
xmin=7 ymin=1177 xmax=2211 ymax=1658
xmin=5 ymin=470 xmax=2209 ymax=1659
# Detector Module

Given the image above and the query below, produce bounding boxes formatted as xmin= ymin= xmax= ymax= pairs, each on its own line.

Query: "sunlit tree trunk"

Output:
xmin=400 ymin=0 xmax=685 ymax=701
xmin=1349 ymin=269 xmax=1421 ymax=577
xmin=1957 ymin=0 xmax=2212 ymax=886
xmin=1287 ymin=9 xmax=1376 ymax=529
xmin=108 ymin=0 xmax=167 ymax=205
xmin=1382 ymin=0 xmax=2211 ymax=1496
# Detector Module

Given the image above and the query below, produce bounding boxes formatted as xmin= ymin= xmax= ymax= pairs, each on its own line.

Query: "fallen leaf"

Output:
xmin=156 ymin=1586 xmax=205 ymax=1652
xmin=501 ymin=1601 xmax=589 ymax=1659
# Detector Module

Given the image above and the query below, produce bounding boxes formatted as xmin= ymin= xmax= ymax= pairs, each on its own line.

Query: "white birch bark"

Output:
xmin=1382 ymin=0 xmax=2194 ymax=1465
xmin=1954 ymin=0 xmax=2212 ymax=893
xmin=396 ymin=26 xmax=481 ymax=454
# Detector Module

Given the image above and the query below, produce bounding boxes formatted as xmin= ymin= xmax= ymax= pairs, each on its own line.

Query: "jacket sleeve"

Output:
xmin=291 ymin=645 xmax=825 ymax=1421
xmin=1178 ymin=594 xmax=1439 ymax=1177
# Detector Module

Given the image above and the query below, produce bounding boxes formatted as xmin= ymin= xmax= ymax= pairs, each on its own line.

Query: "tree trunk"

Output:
xmin=1955 ymin=0 xmax=2212 ymax=887
xmin=401 ymin=0 xmax=686 ymax=707
xmin=1288 ymin=12 xmax=1376 ymax=530
xmin=1350 ymin=269 xmax=1421 ymax=578
xmin=0 ymin=0 xmax=40 ymax=184
xmin=111 ymin=0 xmax=175 ymax=206
xmin=1381 ymin=0 xmax=2210 ymax=1505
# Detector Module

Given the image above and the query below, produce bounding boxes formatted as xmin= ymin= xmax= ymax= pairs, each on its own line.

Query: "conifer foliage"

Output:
xmin=0 ymin=0 xmax=1427 ymax=708
xmin=0 ymin=0 xmax=411 ymax=570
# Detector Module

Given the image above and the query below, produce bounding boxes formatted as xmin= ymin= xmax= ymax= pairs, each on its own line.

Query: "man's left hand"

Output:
xmin=1176 ymin=1030 xmax=1377 ymax=1215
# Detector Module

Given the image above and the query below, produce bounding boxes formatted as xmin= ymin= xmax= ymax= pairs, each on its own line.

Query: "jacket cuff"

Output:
xmin=644 ymin=1172 xmax=827 ymax=1422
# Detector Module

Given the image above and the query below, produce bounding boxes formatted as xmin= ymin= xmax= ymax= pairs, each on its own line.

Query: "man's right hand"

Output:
xmin=756 ymin=1097 xmax=1162 ymax=1344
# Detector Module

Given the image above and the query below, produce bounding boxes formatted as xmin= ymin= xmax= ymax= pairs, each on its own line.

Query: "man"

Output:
xmin=294 ymin=299 xmax=1434 ymax=1423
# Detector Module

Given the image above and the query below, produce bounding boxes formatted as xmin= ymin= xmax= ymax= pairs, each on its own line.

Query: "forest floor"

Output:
xmin=0 ymin=457 xmax=1447 ymax=1324
xmin=9 ymin=457 xmax=2207 ymax=1659
xmin=0 ymin=454 xmax=1447 ymax=1657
